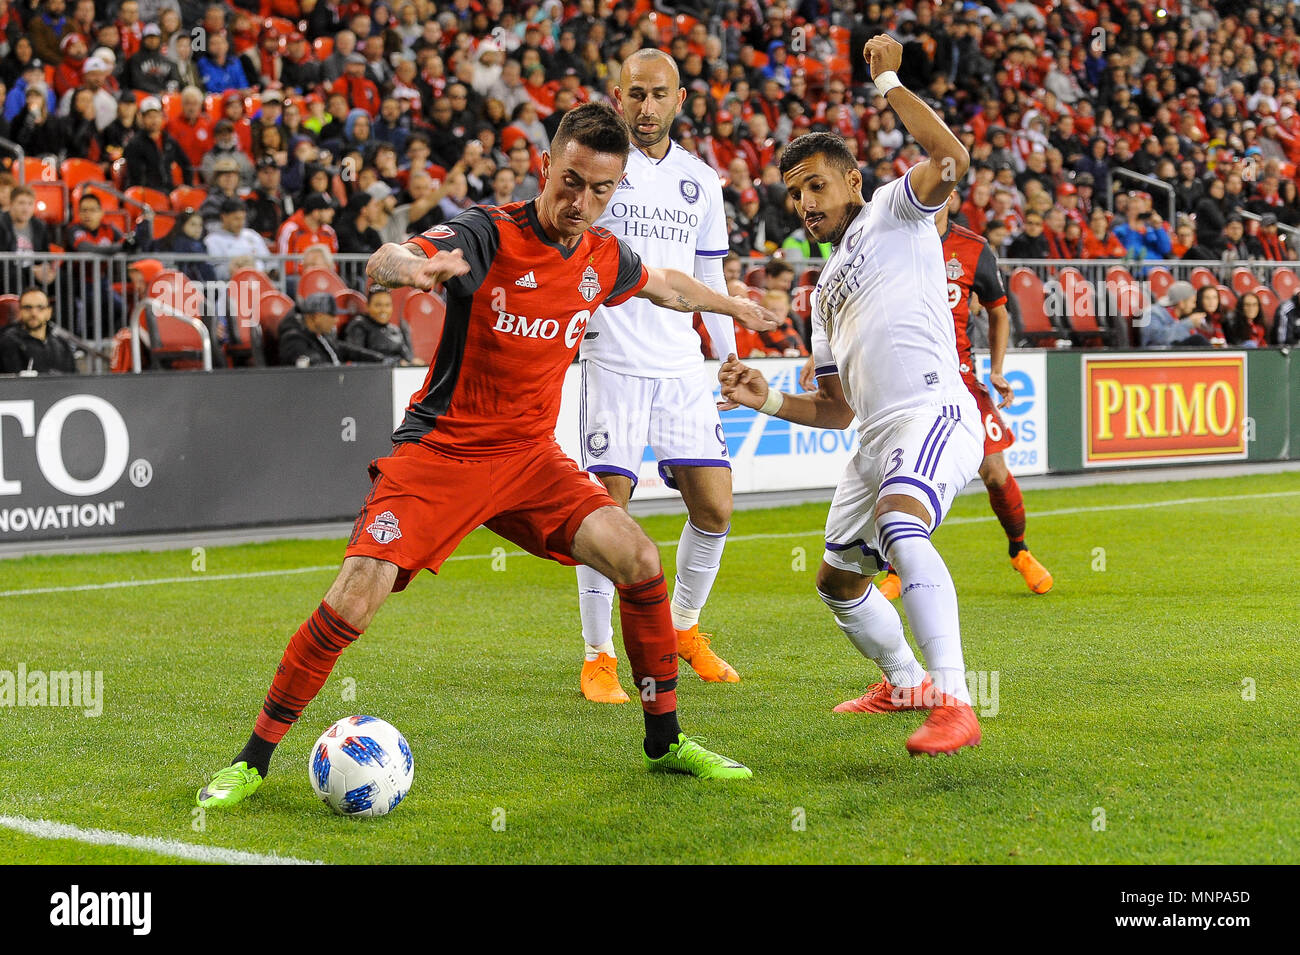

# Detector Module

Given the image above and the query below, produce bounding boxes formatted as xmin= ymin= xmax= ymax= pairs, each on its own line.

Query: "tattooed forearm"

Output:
xmin=367 ymin=244 xmax=416 ymax=288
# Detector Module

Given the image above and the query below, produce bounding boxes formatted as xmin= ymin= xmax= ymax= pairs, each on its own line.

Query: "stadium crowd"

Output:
xmin=3 ymin=0 xmax=1300 ymax=371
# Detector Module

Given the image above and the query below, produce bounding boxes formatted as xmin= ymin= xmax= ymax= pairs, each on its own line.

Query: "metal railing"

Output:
xmin=129 ymin=297 xmax=213 ymax=373
xmin=1111 ymin=168 xmax=1177 ymax=225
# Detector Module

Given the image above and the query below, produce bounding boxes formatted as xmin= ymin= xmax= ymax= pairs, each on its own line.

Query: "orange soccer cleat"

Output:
xmin=1011 ymin=550 xmax=1054 ymax=595
xmin=905 ymin=698 xmax=982 ymax=756
xmin=877 ymin=571 xmax=902 ymax=600
xmin=675 ymin=626 xmax=740 ymax=683
xmin=833 ymin=674 xmax=935 ymax=713
xmin=580 ymin=652 xmax=630 ymax=704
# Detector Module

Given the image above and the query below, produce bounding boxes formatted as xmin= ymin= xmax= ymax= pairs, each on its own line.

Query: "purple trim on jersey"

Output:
xmin=588 ymin=464 xmax=639 ymax=485
xmin=913 ymin=415 xmax=946 ymax=473
xmin=903 ymin=170 xmax=947 ymax=213
xmin=694 ymin=249 xmax=729 ymax=257
xmin=686 ymin=520 xmax=731 ymax=538
xmin=658 ymin=458 xmax=731 ymax=491
xmin=825 ymin=538 xmax=885 ymax=571
xmin=815 ymin=364 xmax=839 ymax=377
xmin=920 ymin=416 xmax=958 ymax=480
xmin=817 ymin=586 xmax=872 ymax=610
xmin=879 ymin=476 xmax=942 ymax=527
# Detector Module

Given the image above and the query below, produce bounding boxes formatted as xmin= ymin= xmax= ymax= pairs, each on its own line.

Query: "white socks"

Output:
xmin=877 ymin=512 xmax=971 ymax=704
xmin=669 ymin=521 xmax=728 ymax=631
xmin=818 ymin=585 xmax=926 ymax=687
xmin=578 ymin=520 xmax=729 ymax=658
xmin=576 ymin=563 xmax=616 ymax=661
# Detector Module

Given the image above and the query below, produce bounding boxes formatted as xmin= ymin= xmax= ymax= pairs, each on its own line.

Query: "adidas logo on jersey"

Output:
xmin=515 ymin=271 xmax=538 ymax=288
xmin=617 ymin=174 xmax=633 ymax=190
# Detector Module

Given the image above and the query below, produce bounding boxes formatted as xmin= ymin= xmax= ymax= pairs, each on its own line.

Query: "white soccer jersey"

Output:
xmin=811 ymin=172 xmax=974 ymax=433
xmin=583 ymin=143 xmax=734 ymax=376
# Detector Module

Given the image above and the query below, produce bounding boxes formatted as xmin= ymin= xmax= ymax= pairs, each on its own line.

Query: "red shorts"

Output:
xmin=346 ymin=440 xmax=616 ymax=591
xmin=963 ymin=372 xmax=1015 ymax=458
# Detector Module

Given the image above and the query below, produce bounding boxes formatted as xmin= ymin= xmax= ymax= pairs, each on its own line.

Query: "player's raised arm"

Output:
xmin=637 ymin=265 xmax=779 ymax=332
xmin=719 ymin=355 xmax=854 ymax=431
xmin=366 ymin=242 xmax=470 ymax=290
xmin=866 ymin=34 xmax=968 ymax=208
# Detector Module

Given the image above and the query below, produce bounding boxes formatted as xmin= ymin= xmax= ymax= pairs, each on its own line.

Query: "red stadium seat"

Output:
xmin=1056 ymin=267 xmax=1108 ymax=345
xmin=335 ymin=289 xmax=368 ymax=318
xmin=149 ymin=270 xmax=203 ymax=318
xmin=1232 ymin=267 xmax=1260 ymax=297
xmin=138 ymin=301 xmax=209 ymax=371
xmin=298 ymin=268 xmax=348 ymax=300
xmin=256 ymin=291 xmax=295 ymax=364
xmin=791 ymin=285 xmax=815 ymax=321
xmin=829 ymin=25 xmax=851 ymax=56
xmin=388 ymin=286 xmax=414 ymax=322
xmin=76 ymin=181 xmax=120 ymax=209
xmin=21 ymin=156 xmax=52 ymax=184
xmin=231 ymin=267 xmax=278 ymax=303
xmin=798 ymin=268 xmax=821 ymax=287
xmin=170 ymin=186 xmax=207 ymax=212
xmin=0 ymin=294 xmax=18 ymax=329
xmin=151 ymin=211 xmax=178 ymax=241
xmin=31 ymin=183 xmax=68 ymax=224
xmin=101 ymin=210 xmax=131 ymax=234
xmin=60 ymin=158 xmax=107 ymax=191
xmin=743 ymin=266 xmax=766 ymax=287
xmin=125 ymin=186 xmax=173 ymax=214
xmin=405 ymin=293 xmax=445 ymax=363
xmin=263 ymin=15 xmax=296 ymax=35
xmin=1216 ymin=284 xmax=1237 ymax=311
xmin=1008 ymin=267 xmax=1056 ymax=344
xmin=1272 ymin=267 xmax=1300 ymax=301
xmin=313 ymin=36 xmax=333 ymax=59
xmin=829 ymin=56 xmax=853 ymax=84
xmin=1189 ymin=266 xmax=1218 ymax=290
xmin=1256 ymin=288 xmax=1280 ymax=322
xmin=161 ymin=92 xmax=184 ymax=122
xmin=1147 ymin=266 xmax=1174 ymax=301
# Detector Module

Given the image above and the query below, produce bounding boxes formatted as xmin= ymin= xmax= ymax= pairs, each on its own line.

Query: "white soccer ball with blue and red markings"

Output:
xmin=309 ymin=715 xmax=414 ymax=817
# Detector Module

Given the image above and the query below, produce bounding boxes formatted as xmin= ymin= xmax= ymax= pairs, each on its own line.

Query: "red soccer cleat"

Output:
xmin=905 ymin=698 xmax=982 ymax=756
xmin=833 ymin=674 xmax=935 ymax=713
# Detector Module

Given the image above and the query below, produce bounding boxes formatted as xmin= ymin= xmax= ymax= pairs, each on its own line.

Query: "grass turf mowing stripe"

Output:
xmin=0 ymin=815 xmax=324 ymax=866
xmin=2 ymin=487 xmax=1296 ymax=601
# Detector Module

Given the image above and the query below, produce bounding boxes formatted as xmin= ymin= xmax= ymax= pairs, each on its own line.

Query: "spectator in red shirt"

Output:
xmin=168 ymin=85 xmax=215 ymax=170
xmin=331 ymin=52 xmax=381 ymax=117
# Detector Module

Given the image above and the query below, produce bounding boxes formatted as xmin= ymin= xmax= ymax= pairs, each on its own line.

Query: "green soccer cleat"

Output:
xmin=196 ymin=761 xmax=264 ymax=808
xmin=644 ymin=734 xmax=753 ymax=780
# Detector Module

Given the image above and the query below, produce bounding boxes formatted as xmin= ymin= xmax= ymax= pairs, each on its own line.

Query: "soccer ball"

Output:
xmin=308 ymin=715 xmax=414 ymax=817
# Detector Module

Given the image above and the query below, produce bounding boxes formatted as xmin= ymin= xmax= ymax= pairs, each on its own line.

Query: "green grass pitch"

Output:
xmin=1 ymin=471 xmax=1297 ymax=864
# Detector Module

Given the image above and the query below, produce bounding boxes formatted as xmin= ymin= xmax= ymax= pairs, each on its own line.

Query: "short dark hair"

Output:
xmin=549 ymin=101 xmax=630 ymax=163
xmin=765 ymin=260 xmax=794 ymax=280
xmin=78 ymin=193 xmax=102 ymax=208
xmin=778 ymin=131 xmax=858 ymax=178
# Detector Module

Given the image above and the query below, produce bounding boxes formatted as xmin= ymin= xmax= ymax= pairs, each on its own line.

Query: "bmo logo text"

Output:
xmin=0 ymin=396 xmax=139 ymax=535
xmin=493 ymin=309 xmax=590 ymax=347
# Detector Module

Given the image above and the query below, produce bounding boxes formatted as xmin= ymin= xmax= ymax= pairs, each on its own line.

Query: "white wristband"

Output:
xmin=758 ymin=389 xmax=785 ymax=416
xmin=873 ymin=70 xmax=902 ymax=97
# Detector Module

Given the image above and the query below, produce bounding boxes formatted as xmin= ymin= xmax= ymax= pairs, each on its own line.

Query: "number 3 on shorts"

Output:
xmin=884 ymin=447 xmax=904 ymax=477
xmin=984 ymin=413 xmax=1003 ymax=443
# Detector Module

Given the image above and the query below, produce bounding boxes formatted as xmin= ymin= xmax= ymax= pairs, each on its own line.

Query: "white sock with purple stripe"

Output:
xmin=670 ymin=521 xmax=728 ymax=630
xmin=577 ymin=563 xmax=617 ymax=660
xmin=877 ymin=511 xmax=972 ymax=704
xmin=818 ymin=585 xmax=925 ymax=686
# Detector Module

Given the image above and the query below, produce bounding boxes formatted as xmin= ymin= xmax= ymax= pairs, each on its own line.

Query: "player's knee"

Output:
xmin=688 ymin=502 xmax=731 ymax=534
xmin=816 ymin=561 xmax=869 ymax=601
xmin=609 ymin=534 xmax=663 ymax=585
xmin=980 ymin=455 xmax=1009 ymax=487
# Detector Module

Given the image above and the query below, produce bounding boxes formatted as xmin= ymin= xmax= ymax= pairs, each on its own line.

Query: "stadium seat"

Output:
xmin=1189 ymin=266 xmax=1218 ymax=290
xmin=204 ymin=93 xmax=223 ymax=121
xmin=1272 ymin=267 xmax=1300 ymax=301
xmin=791 ymin=285 xmax=815 ymax=322
xmin=829 ymin=25 xmax=851 ymax=56
xmin=335 ymin=289 xmax=367 ymax=318
xmin=743 ymin=266 xmax=766 ymax=287
xmin=297 ymin=268 xmax=348 ymax=300
xmin=388 ymin=286 xmax=415 ymax=323
xmin=101 ymin=210 xmax=131 ymax=233
xmin=313 ymin=36 xmax=333 ymax=59
xmin=1256 ymin=287 xmax=1279 ymax=323
xmin=126 ymin=186 xmax=172 ymax=214
xmin=798 ymin=267 xmax=821 ymax=287
xmin=1231 ymin=267 xmax=1261 ymax=297
xmin=61 ymin=158 xmax=108 ymax=191
xmin=405 ymin=293 xmax=445 ymax=363
xmin=1056 ymin=266 xmax=1109 ymax=346
xmin=1215 ymin=284 xmax=1236 ymax=311
xmin=76 ymin=181 xmax=120 ymax=209
xmin=151 ymin=211 xmax=178 ymax=241
xmin=149 ymin=270 xmax=203 ymax=318
xmin=170 ymin=186 xmax=207 ymax=212
xmin=257 ymin=291 xmax=295 ymax=364
xmin=31 ymin=183 xmax=68 ymax=224
xmin=21 ymin=156 xmax=52 ymax=184
xmin=231 ymin=267 xmax=278 ymax=303
xmin=1008 ymin=267 xmax=1058 ymax=345
xmin=829 ymin=56 xmax=853 ymax=83
xmin=139 ymin=301 xmax=210 ymax=371
xmin=1147 ymin=266 xmax=1174 ymax=301
xmin=0 ymin=294 xmax=18 ymax=328
xmin=161 ymin=92 xmax=184 ymax=122
xmin=264 ymin=15 xmax=296 ymax=35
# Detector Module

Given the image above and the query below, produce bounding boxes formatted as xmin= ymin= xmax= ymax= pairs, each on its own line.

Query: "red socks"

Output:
xmin=986 ymin=474 xmax=1027 ymax=553
xmin=254 ymin=601 xmax=360 ymax=744
xmin=616 ymin=573 xmax=679 ymax=716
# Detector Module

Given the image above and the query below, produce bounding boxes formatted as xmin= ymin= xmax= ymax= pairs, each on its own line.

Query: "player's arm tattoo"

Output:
xmin=366 ymin=243 xmax=424 ymax=289
xmin=641 ymin=267 xmax=731 ymax=315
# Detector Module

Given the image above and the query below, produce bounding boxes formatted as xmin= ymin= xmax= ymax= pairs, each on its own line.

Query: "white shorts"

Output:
xmin=578 ymin=360 xmax=730 ymax=489
xmin=824 ymin=399 xmax=982 ymax=576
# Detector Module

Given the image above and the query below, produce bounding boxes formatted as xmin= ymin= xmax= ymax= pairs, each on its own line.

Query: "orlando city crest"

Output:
xmin=578 ymin=264 xmax=602 ymax=302
xmin=586 ymin=430 xmax=610 ymax=458
xmin=680 ymin=178 xmax=700 ymax=204
xmin=946 ymin=255 xmax=964 ymax=280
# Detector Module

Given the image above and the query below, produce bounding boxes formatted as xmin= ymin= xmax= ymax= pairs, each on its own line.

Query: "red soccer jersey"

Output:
xmin=941 ymin=222 xmax=1008 ymax=377
xmin=395 ymin=201 xmax=648 ymax=458
xmin=277 ymin=212 xmax=340 ymax=274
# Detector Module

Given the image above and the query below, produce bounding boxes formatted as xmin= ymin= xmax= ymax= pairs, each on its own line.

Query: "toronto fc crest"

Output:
xmin=366 ymin=510 xmax=403 ymax=544
xmin=946 ymin=255 xmax=964 ymax=280
xmin=578 ymin=264 xmax=602 ymax=302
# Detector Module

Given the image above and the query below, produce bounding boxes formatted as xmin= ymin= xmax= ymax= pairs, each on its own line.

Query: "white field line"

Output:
xmin=1 ymin=488 xmax=1296 ymax=600
xmin=0 ymin=814 xmax=324 ymax=865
